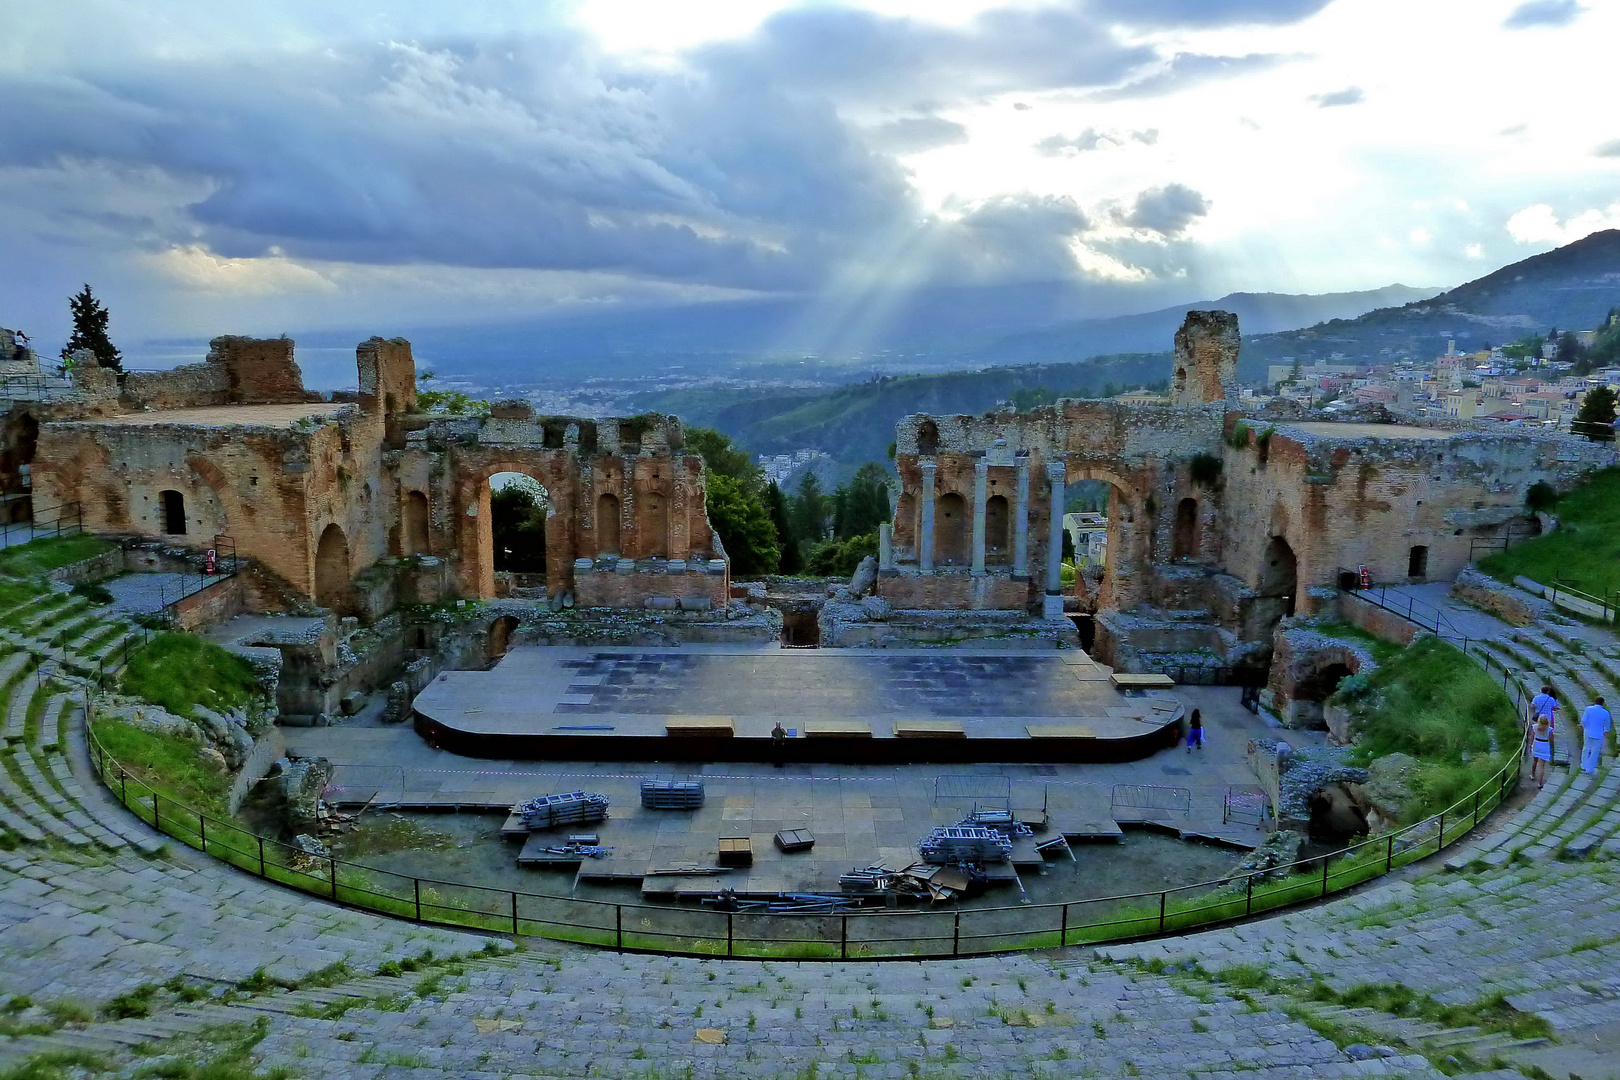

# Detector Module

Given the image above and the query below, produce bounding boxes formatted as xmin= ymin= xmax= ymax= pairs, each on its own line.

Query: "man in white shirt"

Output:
xmin=1580 ymin=697 xmax=1612 ymax=775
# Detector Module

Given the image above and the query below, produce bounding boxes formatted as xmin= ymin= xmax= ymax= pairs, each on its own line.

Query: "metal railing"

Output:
xmin=1337 ymin=572 xmax=1467 ymax=641
xmin=0 ymin=501 xmax=82 ymax=547
xmin=81 ymin=721 xmax=1528 ymax=960
xmin=1469 ymin=522 xmax=1540 ymax=562
xmin=156 ymin=534 xmax=240 ymax=624
xmin=1545 ymin=577 xmax=1618 ymax=624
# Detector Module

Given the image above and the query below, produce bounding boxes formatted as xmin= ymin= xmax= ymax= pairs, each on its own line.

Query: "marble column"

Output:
xmin=1044 ymin=460 xmax=1066 ymax=619
xmin=971 ymin=460 xmax=988 ymax=575
xmin=878 ymin=523 xmax=894 ymax=573
xmin=919 ymin=460 xmax=936 ymax=574
xmin=1012 ymin=457 xmax=1030 ymax=578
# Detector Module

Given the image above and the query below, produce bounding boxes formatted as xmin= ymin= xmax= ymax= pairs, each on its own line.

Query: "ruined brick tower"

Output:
xmin=1170 ymin=310 xmax=1240 ymax=407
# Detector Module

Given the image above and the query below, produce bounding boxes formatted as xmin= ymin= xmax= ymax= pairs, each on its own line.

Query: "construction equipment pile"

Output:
xmin=518 ymin=791 xmax=610 ymax=829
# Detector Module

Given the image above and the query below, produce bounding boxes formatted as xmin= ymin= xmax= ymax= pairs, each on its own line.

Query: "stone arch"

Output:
xmin=488 ymin=615 xmax=519 ymax=661
xmin=935 ymin=491 xmax=969 ymax=566
xmin=1055 ymin=460 xmax=1146 ymax=613
xmin=403 ymin=491 xmax=430 ymax=555
xmin=916 ymin=419 xmax=939 ymax=457
xmin=159 ymin=490 xmax=187 ymax=535
xmin=453 ymin=453 xmax=578 ymax=601
xmin=638 ymin=488 xmax=669 ymax=558
xmin=315 ymin=523 xmax=351 ymax=612
xmin=1256 ymin=534 xmax=1298 ymax=634
xmin=1172 ymin=497 xmax=1199 ymax=560
xmin=985 ymin=493 xmax=1010 ymax=564
xmin=596 ymin=492 xmax=621 ymax=555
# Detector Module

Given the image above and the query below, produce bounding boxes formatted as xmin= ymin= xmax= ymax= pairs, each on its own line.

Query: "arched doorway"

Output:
xmin=1257 ymin=534 xmax=1298 ymax=632
xmin=1062 ymin=472 xmax=1134 ymax=615
xmin=488 ymin=615 xmax=520 ymax=661
xmin=1291 ymin=661 xmax=1353 ymax=729
xmin=935 ymin=491 xmax=968 ymax=566
xmin=160 ymin=490 xmax=187 ymax=535
xmin=403 ymin=491 xmax=430 ymax=555
xmin=315 ymin=523 xmax=350 ymax=611
xmin=489 ymin=473 xmax=547 ymax=575
xmin=597 ymin=493 xmax=621 ymax=556
xmin=985 ymin=494 xmax=1010 ymax=564
xmin=916 ymin=420 xmax=939 ymax=456
xmin=639 ymin=490 xmax=668 ymax=558
xmin=1172 ymin=497 xmax=1199 ymax=560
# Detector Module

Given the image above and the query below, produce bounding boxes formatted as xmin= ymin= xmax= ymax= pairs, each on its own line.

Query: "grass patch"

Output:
xmin=1480 ymin=465 xmax=1620 ymax=601
xmin=119 ymin=632 xmax=263 ymax=720
xmin=1337 ymin=636 xmax=1518 ymax=821
xmin=1308 ymin=619 xmax=1402 ymax=663
xmin=0 ymin=537 xmax=116 ymax=579
xmin=91 ymin=718 xmax=231 ymax=814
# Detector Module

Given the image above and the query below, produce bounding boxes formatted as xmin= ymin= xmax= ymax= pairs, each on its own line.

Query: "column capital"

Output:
xmin=920 ymin=459 xmax=937 ymax=472
xmin=973 ymin=459 xmax=989 ymax=475
xmin=1043 ymin=460 xmax=1066 ymax=482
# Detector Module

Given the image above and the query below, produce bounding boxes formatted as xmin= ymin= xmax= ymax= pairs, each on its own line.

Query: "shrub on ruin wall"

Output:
xmin=1188 ymin=452 xmax=1222 ymax=489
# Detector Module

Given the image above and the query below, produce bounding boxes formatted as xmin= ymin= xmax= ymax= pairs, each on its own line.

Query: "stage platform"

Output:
xmin=412 ymin=645 xmax=1184 ymax=764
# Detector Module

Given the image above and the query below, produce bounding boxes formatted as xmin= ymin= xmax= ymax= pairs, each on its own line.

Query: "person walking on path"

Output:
xmin=771 ymin=721 xmax=787 ymax=768
xmin=1580 ymin=697 xmax=1612 ymax=775
xmin=1530 ymin=683 xmax=1558 ymax=761
xmin=1186 ymin=708 xmax=1203 ymax=752
xmin=1530 ymin=716 xmax=1552 ymax=788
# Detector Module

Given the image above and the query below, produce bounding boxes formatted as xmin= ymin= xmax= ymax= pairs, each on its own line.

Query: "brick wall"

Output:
xmin=206 ymin=336 xmax=313 ymax=404
xmin=1338 ymin=593 xmax=1419 ymax=646
xmin=170 ymin=575 xmax=245 ymax=631
xmin=878 ymin=572 xmax=1034 ymax=611
xmin=574 ymin=567 xmax=728 ymax=609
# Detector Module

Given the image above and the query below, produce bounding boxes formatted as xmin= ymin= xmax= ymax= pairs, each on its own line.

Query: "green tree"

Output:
xmin=60 ymin=284 xmax=121 ymax=370
xmin=491 ymin=484 xmax=546 ymax=572
xmin=416 ymin=371 xmax=488 ymax=415
xmin=831 ymin=462 xmax=891 ymax=540
xmin=1574 ymin=386 xmax=1617 ymax=442
xmin=765 ymin=481 xmax=801 ymax=574
xmin=791 ymin=471 xmax=828 ymax=543
xmin=804 ymin=532 xmax=879 ymax=577
xmin=706 ymin=472 xmax=780 ymax=576
xmin=686 ymin=427 xmax=761 ymax=489
xmin=1556 ymin=331 xmax=1584 ymax=365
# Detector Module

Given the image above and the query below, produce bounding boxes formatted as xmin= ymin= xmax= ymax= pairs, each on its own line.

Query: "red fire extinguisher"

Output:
xmin=1358 ymin=564 xmax=1370 ymax=589
xmin=205 ymin=549 xmax=217 ymax=575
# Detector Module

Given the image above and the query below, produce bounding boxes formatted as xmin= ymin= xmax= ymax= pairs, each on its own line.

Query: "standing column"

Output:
xmin=878 ymin=523 xmax=894 ymax=573
xmin=971 ymin=460 xmax=988 ymax=575
xmin=919 ymin=460 xmax=937 ymax=574
xmin=1044 ymin=461 xmax=1066 ymax=619
xmin=1013 ymin=457 xmax=1030 ymax=578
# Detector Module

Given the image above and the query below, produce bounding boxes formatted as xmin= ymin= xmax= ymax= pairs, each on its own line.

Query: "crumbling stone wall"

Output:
xmin=1170 ymin=310 xmax=1239 ymax=408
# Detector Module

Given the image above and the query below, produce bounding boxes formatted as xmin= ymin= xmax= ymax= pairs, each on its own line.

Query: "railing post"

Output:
xmin=329 ymin=856 xmax=338 ymax=899
xmin=414 ymin=878 xmax=422 ymax=921
xmin=1158 ymin=891 xmax=1166 ymax=933
xmin=199 ymin=813 xmax=206 ymax=852
xmin=120 ymin=770 xmax=126 ymax=804
xmin=616 ymin=905 xmax=623 ymax=953
xmin=512 ymin=891 xmax=518 ymax=935
xmin=1245 ymin=873 xmax=1254 ymax=915
xmin=1386 ymin=833 xmax=1394 ymax=872
xmin=1321 ymin=857 xmax=1329 ymax=898
xmin=152 ymin=793 xmax=160 ymax=831
xmin=726 ymin=912 xmax=733 ymax=958
xmin=259 ymin=835 xmax=266 ymax=876
xmin=1059 ymin=903 xmax=1068 ymax=947
xmin=952 ymin=910 xmax=960 ymax=956
xmin=1437 ymin=811 xmax=1445 ymax=851
xmin=841 ymin=915 xmax=848 ymax=960
xmin=1473 ymin=789 xmax=1480 ymax=827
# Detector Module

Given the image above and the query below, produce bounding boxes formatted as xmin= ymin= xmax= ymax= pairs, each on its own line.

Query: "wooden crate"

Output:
xmin=717 ymin=836 xmax=753 ymax=866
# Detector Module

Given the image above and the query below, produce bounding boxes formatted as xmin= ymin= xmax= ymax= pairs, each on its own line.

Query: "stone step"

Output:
xmin=34 ymin=692 xmax=69 ymax=751
xmin=0 ymin=758 xmax=91 ymax=847
xmin=0 ymin=663 xmax=37 ymax=744
xmin=1521 ymin=764 xmax=1620 ymax=861
xmin=17 ymin=598 xmax=90 ymax=636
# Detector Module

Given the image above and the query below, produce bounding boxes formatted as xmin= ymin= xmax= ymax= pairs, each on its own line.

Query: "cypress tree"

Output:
xmin=61 ymin=284 xmax=122 ymax=370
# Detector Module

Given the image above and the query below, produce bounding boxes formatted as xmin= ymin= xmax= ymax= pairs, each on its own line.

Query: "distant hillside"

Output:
xmin=953 ymin=284 xmax=1441 ymax=367
xmin=642 ymin=353 xmax=1171 ymax=465
xmin=1236 ymin=230 xmax=1620 ymax=376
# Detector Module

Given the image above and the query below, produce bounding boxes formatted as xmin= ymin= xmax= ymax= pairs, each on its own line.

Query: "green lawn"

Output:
xmin=119 ymin=631 xmax=264 ymax=720
xmin=91 ymin=717 xmax=233 ymax=814
xmin=1480 ymin=465 xmax=1620 ymax=600
xmin=0 ymin=536 xmax=116 ymax=578
xmin=1337 ymin=636 xmax=1518 ymax=822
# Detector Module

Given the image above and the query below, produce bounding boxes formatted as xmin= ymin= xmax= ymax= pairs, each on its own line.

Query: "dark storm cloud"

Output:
xmin=1119 ymin=184 xmax=1210 ymax=236
xmin=693 ymin=4 xmax=1157 ymax=104
xmin=1502 ymin=0 xmax=1585 ymax=29
xmin=0 ymin=40 xmax=916 ymax=290
xmin=935 ymin=195 xmax=1092 ymax=281
xmin=868 ymin=115 xmax=970 ymax=153
xmin=1312 ymin=86 xmax=1364 ymax=107
xmin=1088 ymin=52 xmax=1293 ymax=102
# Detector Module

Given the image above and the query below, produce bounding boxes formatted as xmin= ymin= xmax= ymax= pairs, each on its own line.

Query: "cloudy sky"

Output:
xmin=2 ymin=0 xmax=1617 ymax=355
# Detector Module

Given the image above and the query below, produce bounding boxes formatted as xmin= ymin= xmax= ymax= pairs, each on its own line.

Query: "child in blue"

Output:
xmin=1186 ymin=708 xmax=1203 ymax=751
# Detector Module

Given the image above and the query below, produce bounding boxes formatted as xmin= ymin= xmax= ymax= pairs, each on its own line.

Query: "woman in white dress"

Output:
xmin=1530 ymin=716 xmax=1552 ymax=789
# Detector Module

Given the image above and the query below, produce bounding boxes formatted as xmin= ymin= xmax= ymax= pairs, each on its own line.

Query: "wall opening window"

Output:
xmin=1408 ymin=545 xmax=1429 ymax=579
xmin=160 ymin=490 xmax=186 ymax=535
